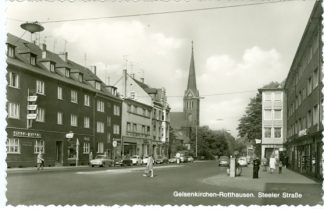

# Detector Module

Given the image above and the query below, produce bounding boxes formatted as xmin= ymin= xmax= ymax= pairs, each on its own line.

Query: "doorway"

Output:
xmin=56 ymin=141 xmax=63 ymax=166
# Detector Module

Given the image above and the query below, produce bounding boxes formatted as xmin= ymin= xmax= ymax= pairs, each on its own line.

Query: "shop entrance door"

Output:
xmin=56 ymin=141 xmax=63 ymax=166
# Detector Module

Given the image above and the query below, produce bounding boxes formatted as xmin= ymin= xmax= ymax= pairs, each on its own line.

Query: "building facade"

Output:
xmin=6 ymin=34 xmax=122 ymax=168
xmin=114 ymin=70 xmax=170 ymax=158
xmin=284 ymin=0 xmax=322 ymax=179
xmin=259 ymin=88 xmax=285 ymax=160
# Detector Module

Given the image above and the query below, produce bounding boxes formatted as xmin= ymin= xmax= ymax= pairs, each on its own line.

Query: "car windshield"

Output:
xmin=219 ymin=156 xmax=229 ymax=160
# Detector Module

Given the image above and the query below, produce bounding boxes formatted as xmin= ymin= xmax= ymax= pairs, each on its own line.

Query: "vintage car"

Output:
xmin=90 ymin=155 xmax=114 ymax=167
xmin=218 ymin=156 xmax=230 ymax=167
xmin=130 ymin=155 xmax=143 ymax=165
xmin=114 ymin=157 xmax=133 ymax=167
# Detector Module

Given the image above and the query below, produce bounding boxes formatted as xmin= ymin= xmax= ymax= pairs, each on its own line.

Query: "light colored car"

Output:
xmin=168 ymin=157 xmax=177 ymax=163
xmin=130 ymin=155 xmax=143 ymax=165
xmin=142 ymin=156 xmax=149 ymax=164
xmin=187 ymin=156 xmax=194 ymax=162
xmin=90 ymin=155 xmax=114 ymax=167
xmin=155 ymin=156 xmax=168 ymax=164
xmin=218 ymin=156 xmax=230 ymax=167
xmin=238 ymin=157 xmax=248 ymax=167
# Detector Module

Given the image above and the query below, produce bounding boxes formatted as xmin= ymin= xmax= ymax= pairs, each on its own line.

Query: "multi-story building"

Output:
xmin=6 ymin=33 xmax=122 ymax=167
xmin=284 ymin=0 xmax=322 ymax=179
xmin=259 ymin=87 xmax=285 ymax=160
xmin=114 ymin=70 xmax=170 ymax=158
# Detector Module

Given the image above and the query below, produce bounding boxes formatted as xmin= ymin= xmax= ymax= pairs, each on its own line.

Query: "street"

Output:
xmin=6 ymin=161 xmax=322 ymax=206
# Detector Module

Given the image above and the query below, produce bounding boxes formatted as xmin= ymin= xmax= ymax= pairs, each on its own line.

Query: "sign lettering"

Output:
xmin=13 ymin=131 xmax=41 ymax=138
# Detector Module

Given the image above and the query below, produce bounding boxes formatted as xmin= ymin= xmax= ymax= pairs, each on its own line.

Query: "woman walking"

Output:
xmin=269 ymin=154 xmax=276 ymax=174
xmin=143 ymin=155 xmax=154 ymax=177
xmin=37 ymin=152 xmax=44 ymax=171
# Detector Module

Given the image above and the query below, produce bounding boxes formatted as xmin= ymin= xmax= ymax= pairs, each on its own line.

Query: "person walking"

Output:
xmin=278 ymin=160 xmax=283 ymax=174
xmin=269 ymin=155 xmax=276 ymax=174
xmin=89 ymin=151 xmax=93 ymax=166
xmin=252 ymin=156 xmax=261 ymax=179
xmin=261 ymin=157 xmax=268 ymax=172
xmin=37 ymin=152 xmax=44 ymax=171
xmin=143 ymin=155 xmax=154 ymax=177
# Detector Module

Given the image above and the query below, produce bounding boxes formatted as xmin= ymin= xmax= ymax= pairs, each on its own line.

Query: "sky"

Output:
xmin=5 ymin=0 xmax=317 ymax=137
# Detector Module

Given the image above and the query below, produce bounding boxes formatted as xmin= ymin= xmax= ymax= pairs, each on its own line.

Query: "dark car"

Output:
xmin=155 ymin=156 xmax=168 ymax=164
xmin=114 ymin=157 xmax=133 ymax=166
xmin=218 ymin=156 xmax=230 ymax=167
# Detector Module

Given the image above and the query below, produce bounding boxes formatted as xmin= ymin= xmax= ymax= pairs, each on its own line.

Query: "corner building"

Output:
xmin=6 ymin=34 xmax=122 ymax=167
xmin=284 ymin=1 xmax=322 ymax=180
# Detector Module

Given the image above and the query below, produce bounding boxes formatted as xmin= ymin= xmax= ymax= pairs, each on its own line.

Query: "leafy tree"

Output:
xmin=168 ymin=127 xmax=187 ymax=158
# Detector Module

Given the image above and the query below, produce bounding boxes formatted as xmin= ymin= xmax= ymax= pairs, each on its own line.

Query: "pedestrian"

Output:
xmin=89 ymin=151 xmax=93 ymax=165
xmin=143 ymin=155 xmax=154 ymax=177
xmin=278 ymin=160 xmax=283 ymax=174
xmin=37 ymin=152 xmax=44 ymax=171
xmin=269 ymin=155 xmax=276 ymax=174
xmin=176 ymin=152 xmax=180 ymax=164
xmin=261 ymin=157 xmax=268 ymax=172
xmin=252 ymin=156 xmax=261 ymax=179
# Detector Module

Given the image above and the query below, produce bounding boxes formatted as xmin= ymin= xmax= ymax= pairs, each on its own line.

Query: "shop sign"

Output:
xmin=255 ymin=139 xmax=261 ymax=144
xmin=66 ymin=132 xmax=74 ymax=139
xmin=27 ymin=96 xmax=38 ymax=102
xmin=27 ymin=105 xmax=37 ymax=111
xmin=27 ymin=113 xmax=37 ymax=119
xmin=13 ymin=130 xmax=41 ymax=138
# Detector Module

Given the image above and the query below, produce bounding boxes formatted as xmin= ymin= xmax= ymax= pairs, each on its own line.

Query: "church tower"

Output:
xmin=183 ymin=41 xmax=200 ymax=128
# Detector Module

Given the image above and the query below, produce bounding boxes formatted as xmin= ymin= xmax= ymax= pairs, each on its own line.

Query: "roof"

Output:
xmin=7 ymin=33 xmax=118 ymax=99
xmin=170 ymin=112 xmax=187 ymax=128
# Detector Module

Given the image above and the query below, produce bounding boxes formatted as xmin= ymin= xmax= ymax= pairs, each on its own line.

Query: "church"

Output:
xmin=170 ymin=42 xmax=200 ymax=150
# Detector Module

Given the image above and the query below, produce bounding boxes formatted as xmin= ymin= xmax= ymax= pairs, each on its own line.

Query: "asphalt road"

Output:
xmin=6 ymin=161 xmax=322 ymax=206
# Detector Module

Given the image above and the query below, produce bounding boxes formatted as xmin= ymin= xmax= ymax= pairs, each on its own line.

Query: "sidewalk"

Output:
xmin=6 ymin=165 xmax=90 ymax=174
xmin=201 ymin=165 xmax=320 ymax=191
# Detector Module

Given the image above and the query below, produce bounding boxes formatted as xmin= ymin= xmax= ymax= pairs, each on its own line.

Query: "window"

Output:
xmin=84 ymin=116 xmax=90 ymax=128
xmin=50 ymin=62 xmax=55 ymax=72
xmin=307 ymin=110 xmax=312 ymax=128
xmin=57 ymin=112 xmax=63 ymax=125
xmin=127 ymin=122 xmax=131 ymax=132
xmin=57 ymin=86 xmax=63 ymax=100
xmin=83 ymin=142 xmax=90 ymax=154
xmin=274 ymin=128 xmax=281 ymax=138
xmin=8 ymin=72 xmax=19 ymax=88
xmin=264 ymin=128 xmax=271 ymax=138
xmin=313 ymin=104 xmax=319 ymax=125
xmin=113 ymin=105 xmax=120 ymax=116
xmin=97 ymin=142 xmax=104 ymax=153
xmin=107 ymin=133 xmax=111 ymax=143
xmin=113 ymin=124 xmax=120 ymax=134
xmin=71 ymin=114 xmax=78 ymax=127
xmin=264 ymin=109 xmax=272 ymax=120
xmin=274 ymin=109 xmax=282 ymax=120
xmin=97 ymin=100 xmax=105 ymax=112
xmin=36 ymin=80 xmax=45 ymax=95
xmin=8 ymin=103 xmax=20 ymax=119
xmin=313 ymin=68 xmax=318 ymax=89
xmin=79 ymin=74 xmax=83 ymax=82
xmin=71 ymin=90 xmax=78 ymax=103
xmin=6 ymin=138 xmax=20 ymax=153
xmin=97 ymin=121 xmax=104 ymax=133
xmin=95 ymin=82 xmax=101 ymax=90
xmin=30 ymin=54 xmax=36 ymax=65
xmin=65 ymin=68 xmax=70 ymax=78
xmin=34 ymin=140 xmax=45 ymax=153
xmin=107 ymin=116 xmax=111 ymax=127
xmin=7 ymin=44 xmax=15 ymax=57
xmin=142 ymin=125 xmax=145 ymax=134
xmin=147 ymin=126 xmax=150 ymax=135
xmin=130 ymin=91 xmax=136 ymax=99
xmin=133 ymin=124 xmax=137 ymax=132
xmin=84 ymin=94 xmax=90 ymax=106
xmin=36 ymin=108 xmax=45 ymax=122
xmin=264 ymin=92 xmax=271 ymax=101
xmin=308 ymin=77 xmax=312 ymax=95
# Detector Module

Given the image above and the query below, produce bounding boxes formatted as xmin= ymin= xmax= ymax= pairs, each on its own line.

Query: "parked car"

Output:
xmin=180 ymin=153 xmax=188 ymax=163
xmin=238 ymin=156 xmax=248 ymax=167
xmin=168 ymin=157 xmax=177 ymax=163
xmin=90 ymin=155 xmax=114 ymax=167
xmin=218 ymin=156 xmax=230 ymax=167
xmin=130 ymin=155 xmax=143 ymax=165
xmin=187 ymin=156 xmax=194 ymax=162
xmin=114 ymin=157 xmax=133 ymax=166
xmin=155 ymin=156 xmax=168 ymax=164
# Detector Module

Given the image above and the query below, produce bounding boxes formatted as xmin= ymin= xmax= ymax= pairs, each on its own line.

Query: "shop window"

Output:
xmin=34 ymin=140 xmax=45 ymax=153
xmin=67 ymin=140 xmax=77 ymax=159
xmin=6 ymin=138 xmax=20 ymax=154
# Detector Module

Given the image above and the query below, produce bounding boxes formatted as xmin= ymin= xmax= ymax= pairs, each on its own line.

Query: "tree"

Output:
xmin=168 ymin=127 xmax=187 ymax=158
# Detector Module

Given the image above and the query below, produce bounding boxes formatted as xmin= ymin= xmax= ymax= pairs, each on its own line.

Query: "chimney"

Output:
xmin=93 ymin=66 xmax=97 ymax=75
xmin=41 ymin=44 xmax=47 ymax=51
xmin=59 ymin=52 xmax=68 ymax=62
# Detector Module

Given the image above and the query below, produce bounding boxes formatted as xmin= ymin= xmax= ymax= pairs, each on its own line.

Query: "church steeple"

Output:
xmin=186 ymin=41 xmax=199 ymax=97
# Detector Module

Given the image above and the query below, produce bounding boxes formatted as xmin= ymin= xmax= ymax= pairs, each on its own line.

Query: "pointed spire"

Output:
xmin=186 ymin=41 xmax=198 ymax=95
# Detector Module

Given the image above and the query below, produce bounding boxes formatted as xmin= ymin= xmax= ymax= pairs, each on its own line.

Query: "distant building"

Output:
xmin=170 ymin=43 xmax=200 ymax=150
xmin=114 ymin=70 xmax=170 ymax=158
xmin=6 ymin=33 xmax=122 ymax=167
xmin=259 ymin=87 xmax=285 ymax=160
xmin=284 ymin=0 xmax=322 ymax=179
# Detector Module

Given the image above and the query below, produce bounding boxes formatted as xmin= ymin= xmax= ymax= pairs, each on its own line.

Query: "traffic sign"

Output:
xmin=112 ymin=141 xmax=117 ymax=147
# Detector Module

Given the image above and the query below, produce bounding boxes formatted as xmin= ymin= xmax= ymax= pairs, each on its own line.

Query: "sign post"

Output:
xmin=76 ymin=138 xmax=79 ymax=167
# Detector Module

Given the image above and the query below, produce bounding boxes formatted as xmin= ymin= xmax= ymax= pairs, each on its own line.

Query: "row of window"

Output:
xmin=263 ymin=92 xmax=282 ymax=102
xmin=127 ymin=104 xmax=151 ymax=117
xmin=126 ymin=122 xmax=150 ymax=135
xmin=6 ymin=138 xmax=106 ymax=154
xmin=263 ymin=109 xmax=282 ymax=120
xmin=287 ymin=102 xmax=322 ymax=137
xmin=288 ymin=68 xmax=320 ymax=117
xmin=263 ymin=127 xmax=282 ymax=139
